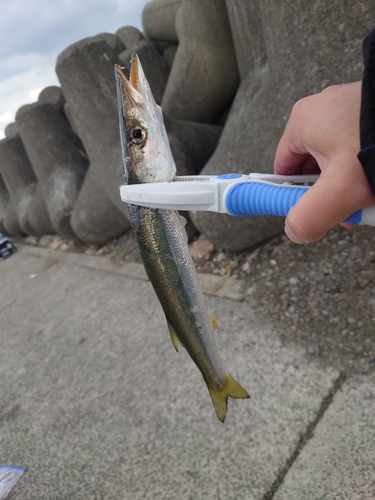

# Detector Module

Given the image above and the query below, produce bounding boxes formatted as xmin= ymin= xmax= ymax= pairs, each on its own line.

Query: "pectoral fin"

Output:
xmin=167 ymin=321 xmax=182 ymax=352
xmin=207 ymin=373 xmax=250 ymax=423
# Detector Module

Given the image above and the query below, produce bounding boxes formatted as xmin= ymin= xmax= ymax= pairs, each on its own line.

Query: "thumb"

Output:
xmin=284 ymin=166 xmax=359 ymax=244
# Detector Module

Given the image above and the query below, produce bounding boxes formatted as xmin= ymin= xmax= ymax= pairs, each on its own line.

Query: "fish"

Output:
xmin=115 ymin=54 xmax=250 ymax=422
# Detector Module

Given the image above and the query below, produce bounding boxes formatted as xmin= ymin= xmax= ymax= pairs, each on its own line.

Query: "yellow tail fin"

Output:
xmin=207 ymin=373 xmax=250 ymax=423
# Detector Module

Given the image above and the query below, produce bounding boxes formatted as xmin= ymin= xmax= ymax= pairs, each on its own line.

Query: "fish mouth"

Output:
xmin=115 ymin=53 xmax=146 ymax=107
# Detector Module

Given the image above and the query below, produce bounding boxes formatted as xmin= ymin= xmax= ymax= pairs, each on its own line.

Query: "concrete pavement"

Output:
xmin=0 ymin=244 xmax=374 ymax=499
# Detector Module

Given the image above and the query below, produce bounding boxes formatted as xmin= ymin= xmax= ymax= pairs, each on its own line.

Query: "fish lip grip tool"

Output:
xmin=120 ymin=173 xmax=375 ymax=226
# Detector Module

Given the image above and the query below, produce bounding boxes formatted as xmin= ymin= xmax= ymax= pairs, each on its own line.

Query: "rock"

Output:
xmin=55 ymin=37 xmax=131 ymax=243
xmin=115 ymin=26 xmax=145 ymax=48
xmin=191 ymin=1 xmax=374 ymax=252
xmin=4 ymin=122 xmax=19 ymax=138
xmin=92 ymin=32 xmax=125 ymax=54
xmin=189 ymin=235 xmax=214 ymax=259
xmin=0 ymin=175 xmax=9 ymax=233
xmin=0 ymin=136 xmax=53 ymax=236
xmin=118 ymin=41 xmax=169 ymax=104
xmin=142 ymin=0 xmax=181 ymax=43
xmin=161 ymin=0 xmax=239 ymax=123
xmin=49 ymin=236 xmax=64 ymax=250
xmin=38 ymin=86 xmax=66 ymax=111
xmin=16 ymin=103 xmax=89 ymax=239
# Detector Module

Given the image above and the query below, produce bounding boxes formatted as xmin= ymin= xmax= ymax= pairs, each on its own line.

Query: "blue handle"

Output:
xmin=225 ymin=182 xmax=362 ymax=224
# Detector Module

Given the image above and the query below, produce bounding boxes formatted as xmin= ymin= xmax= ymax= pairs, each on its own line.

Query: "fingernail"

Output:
xmin=284 ymin=222 xmax=306 ymax=244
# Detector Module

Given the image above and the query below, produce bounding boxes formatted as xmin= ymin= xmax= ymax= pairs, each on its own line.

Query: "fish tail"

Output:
xmin=207 ymin=373 xmax=250 ymax=423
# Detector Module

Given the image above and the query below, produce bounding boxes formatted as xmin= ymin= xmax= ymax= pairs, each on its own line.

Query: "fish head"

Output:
xmin=115 ymin=54 xmax=176 ymax=184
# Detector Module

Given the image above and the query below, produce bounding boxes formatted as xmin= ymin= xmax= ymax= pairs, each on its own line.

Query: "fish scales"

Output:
xmin=115 ymin=55 xmax=249 ymax=422
xmin=130 ymin=203 xmax=227 ymax=389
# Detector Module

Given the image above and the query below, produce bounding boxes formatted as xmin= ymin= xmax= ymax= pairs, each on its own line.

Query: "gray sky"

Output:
xmin=0 ymin=0 xmax=150 ymax=137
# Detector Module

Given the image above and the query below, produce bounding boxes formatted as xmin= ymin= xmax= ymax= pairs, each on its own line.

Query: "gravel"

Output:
xmin=15 ymin=223 xmax=375 ymax=376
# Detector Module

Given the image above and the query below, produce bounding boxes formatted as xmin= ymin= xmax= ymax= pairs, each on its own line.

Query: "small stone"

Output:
xmin=49 ymin=236 xmax=64 ymax=250
xmin=85 ymin=245 xmax=98 ymax=255
xmin=347 ymin=317 xmax=356 ymax=325
xmin=241 ymin=261 xmax=250 ymax=272
xmin=307 ymin=345 xmax=315 ymax=355
xmin=216 ymin=252 xmax=226 ymax=263
xmin=270 ymin=259 xmax=277 ymax=266
xmin=329 ymin=317 xmax=339 ymax=324
xmin=229 ymin=260 xmax=238 ymax=270
xmin=39 ymin=235 xmax=54 ymax=246
xmin=354 ymin=343 xmax=363 ymax=355
xmin=189 ymin=236 xmax=214 ymax=259
xmin=96 ymin=246 xmax=108 ymax=256
xmin=289 ymin=277 xmax=299 ymax=285
xmin=357 ymin=321 xmax=364 ymax=327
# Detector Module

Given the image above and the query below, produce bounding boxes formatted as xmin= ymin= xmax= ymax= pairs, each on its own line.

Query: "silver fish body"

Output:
xmin=130 ymin=204 xmax=227 ymax=388
xmin=115 ymin=56 xmax=249 ymax=422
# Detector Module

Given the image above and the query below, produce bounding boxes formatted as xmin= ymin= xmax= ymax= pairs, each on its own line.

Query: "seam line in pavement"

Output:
xmin=262 ymin=371 xmax=347 ymax=500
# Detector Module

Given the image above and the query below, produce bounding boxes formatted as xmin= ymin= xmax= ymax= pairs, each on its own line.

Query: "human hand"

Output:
xmin=274 ymin=82 xmax=375 ymax=243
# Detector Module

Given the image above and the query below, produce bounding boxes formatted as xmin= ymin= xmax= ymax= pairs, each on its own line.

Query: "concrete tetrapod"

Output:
xmin=142 ymin=0 xmax=181 ymax=44
xmin=16 ymin=103 xmax=88 ymax=239
xmin=0 ymin=137 xmax=53 ymax=236
xmin=56 ymin=38 xmax=131 ymax=243
xmin=0 ymin=175 xmax=9 ymax=234
xmin=161 ymin=0 xmax=239 ymax=123
xmin=190 ymin=0 xmax=375 ymax=251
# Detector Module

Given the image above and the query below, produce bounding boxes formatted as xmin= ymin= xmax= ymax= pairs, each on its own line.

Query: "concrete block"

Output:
xmin=142 ymin=0 xmax=181 ymax=43
xmin=115 ymin=25 xmax=145 ymax=48
xmin=3 ymin=198 xmax=23 ymax=236
xmin=225 ymin=0 xmax=266 ymax=80
xmin=163 ymin=43 xmax=177 ymax=69
xmin=38 ymin=86 xmax=66 ymax=112
xmin=161 ymin=0 xmax=239 ymax=122
xmin=165 ymin=118 xmax=222 ymax=174
xmin=118 ymin=40 xmax=169 ymax=104
xmin=190 ymin=0 xmax=375 ymax=252
xmin=0 ymin=137 xmax=53 ymax=236
xmin=16 ymin=103 xmax=89 ymax=239
xmin=56 ymin=38 xmax=131 ymax=243
xmin=70 ymin=168 xmax=129 ymax=244
xmin=4 ymin=122 xmax=19 ymax=138
xmin=92 ymin=32 xmax=125 ymax=54
xmin=0 ymin=175 xmax=9 ymax=234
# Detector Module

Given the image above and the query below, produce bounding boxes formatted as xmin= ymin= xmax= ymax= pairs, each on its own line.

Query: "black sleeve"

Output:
xmin=358 ymin=28 xmax=375 ymax=195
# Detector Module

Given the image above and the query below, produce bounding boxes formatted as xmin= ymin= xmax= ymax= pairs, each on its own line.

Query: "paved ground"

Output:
xmin=0 ymin=244 xmax=374 ymax=499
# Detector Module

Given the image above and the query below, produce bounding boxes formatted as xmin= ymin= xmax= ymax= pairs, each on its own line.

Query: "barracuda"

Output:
xmin=115 ymin=55 xmax=249 ymax=422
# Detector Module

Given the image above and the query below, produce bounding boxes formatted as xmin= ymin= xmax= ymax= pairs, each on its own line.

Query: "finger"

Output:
xmin=274 ymin=136 xmax=308 ymax=175
xmin=284 ymin=164 xmax=359 ymax=244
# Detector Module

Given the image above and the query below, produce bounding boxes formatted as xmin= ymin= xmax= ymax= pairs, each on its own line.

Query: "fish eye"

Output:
xmin=129 ymin=126 xmax=147 ymax=146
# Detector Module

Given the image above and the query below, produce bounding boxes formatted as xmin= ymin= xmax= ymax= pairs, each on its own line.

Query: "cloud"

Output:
xmin=0 ymin=0 xmax=149 ymax=137
xmin=0 ymin=52 xmax=59 ymax=137
xmin=0 ymin=0 xmax=148 ymax=61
